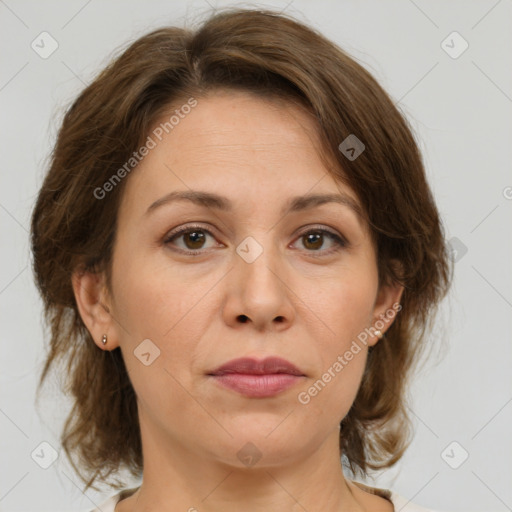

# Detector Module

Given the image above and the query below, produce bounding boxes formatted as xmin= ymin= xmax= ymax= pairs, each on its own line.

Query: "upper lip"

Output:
xmin=208 ymin=357 xmax=304 ymax=376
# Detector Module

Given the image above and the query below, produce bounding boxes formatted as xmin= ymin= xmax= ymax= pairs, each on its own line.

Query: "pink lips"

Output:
xmin=208 ymin=357 xmax=305 ymax=398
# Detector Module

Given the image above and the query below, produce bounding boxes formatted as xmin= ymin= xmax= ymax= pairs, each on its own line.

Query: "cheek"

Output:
xmin=111 ymin=256 xmax=212 ymax=427
xmin=111 ymin=250 xmax=219 ymax=391
xmin=305 ymin=265 xmax=377 ymax=346
xmin=112 ymin=248 xmax=207 ymax=339
xmin=295 ymin=270 xmax=375 ymax=418
xmin=297 ymin=325 xmax=370 ymax=427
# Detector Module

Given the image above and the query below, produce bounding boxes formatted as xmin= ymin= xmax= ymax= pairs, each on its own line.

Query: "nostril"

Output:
xmin=238 ymin=315 xmax=249 ymax=323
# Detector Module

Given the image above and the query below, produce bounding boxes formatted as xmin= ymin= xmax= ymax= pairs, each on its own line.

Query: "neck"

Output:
xmin=119 ymin=425 xmax=368 ymax=512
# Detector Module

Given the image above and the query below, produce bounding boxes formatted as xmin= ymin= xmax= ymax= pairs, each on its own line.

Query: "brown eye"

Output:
xmin=302 ymin=232 xmax=324 ymax=250
xmin=164 ymin=226 xmax=218 ymax=254
xmin=182 ymin=230 xmax=207 ymax=250
xmin=294 ymin=228 xmax=347 ymax=255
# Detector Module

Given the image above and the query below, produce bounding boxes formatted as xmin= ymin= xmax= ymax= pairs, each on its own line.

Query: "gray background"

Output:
xmin=1 ymin=1 xmax=511 ymax=511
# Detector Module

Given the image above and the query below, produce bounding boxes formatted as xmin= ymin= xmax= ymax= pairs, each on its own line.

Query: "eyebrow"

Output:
xmin=145 ymin=190 xmax=364 ymax=222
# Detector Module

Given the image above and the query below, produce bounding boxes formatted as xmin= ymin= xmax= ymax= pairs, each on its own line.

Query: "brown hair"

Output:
xmin=30 ymin=7 xmax=452 ymax=492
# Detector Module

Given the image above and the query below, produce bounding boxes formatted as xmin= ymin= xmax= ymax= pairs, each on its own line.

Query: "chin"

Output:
xmin=204 ymin=421 xmax=313 ymax=468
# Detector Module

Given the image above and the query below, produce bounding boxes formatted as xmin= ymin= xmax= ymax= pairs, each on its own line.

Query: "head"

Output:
xmin=31 ymin=7 xmax=452 ymax=492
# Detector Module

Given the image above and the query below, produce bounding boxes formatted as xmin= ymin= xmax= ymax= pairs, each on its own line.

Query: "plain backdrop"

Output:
xmin=1 ymin=1 xmax=511 ymax=511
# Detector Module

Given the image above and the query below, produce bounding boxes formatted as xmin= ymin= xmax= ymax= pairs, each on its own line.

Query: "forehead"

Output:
xmin=119 ymin=90 xmax=365 ymax=225
xmin=156 ymin=90 xmax=327 ymax=160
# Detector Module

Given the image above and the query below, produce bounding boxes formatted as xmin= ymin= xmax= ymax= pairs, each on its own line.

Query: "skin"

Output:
xmin=73 ymin=90 xmax=403 ymax=512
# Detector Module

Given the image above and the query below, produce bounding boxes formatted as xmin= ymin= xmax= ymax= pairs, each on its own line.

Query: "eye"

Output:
xmin=292 ymin=227 xmax=347 ymax=256
xmin=163 ymin=224 xmax=347 ymax=257
xmin=163 ymin=225 xmax=220 ymax=255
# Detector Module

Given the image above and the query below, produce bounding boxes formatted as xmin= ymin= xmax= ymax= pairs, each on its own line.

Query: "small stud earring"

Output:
xmin=101 ymin=334 xmax=108 ymax=345
xmin=375 ymin=330 xmax=383 ymax=339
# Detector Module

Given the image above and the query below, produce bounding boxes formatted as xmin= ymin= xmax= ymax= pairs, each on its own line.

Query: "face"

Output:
xmin=76 ymin=90 xmax=403 ymax=469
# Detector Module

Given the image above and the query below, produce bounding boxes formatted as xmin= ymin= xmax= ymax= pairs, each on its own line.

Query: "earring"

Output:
xmin=101 ymin=334 xmax=108 ymax=345
xmin=375 ymin=330 xmax=383 ymax=339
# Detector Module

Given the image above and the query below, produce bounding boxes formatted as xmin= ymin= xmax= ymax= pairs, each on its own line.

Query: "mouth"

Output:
xmin=207 ymin=356 xmax=305 ymax=398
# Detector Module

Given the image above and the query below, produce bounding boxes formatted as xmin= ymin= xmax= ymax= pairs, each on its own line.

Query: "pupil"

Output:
xmin=185 ymin=231 xmax=205 ymax=249
xmin=305 ymin=232 xmax=322 ymax=250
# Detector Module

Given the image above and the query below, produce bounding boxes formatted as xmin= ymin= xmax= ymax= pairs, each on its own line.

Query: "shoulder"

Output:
xmin=85 ymin=487 xmax=139 ymax=512
xmin=86 ymin=483 xmax=447 ymax=512
xmin=389 ymin=490 xmax=444 ymax=512
xmin=351 ymin=480 xmax=445 ymax=512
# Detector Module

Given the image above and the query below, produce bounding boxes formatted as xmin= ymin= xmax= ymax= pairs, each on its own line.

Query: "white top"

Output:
xmin=86 ymin=481 xmax=444 ymax=511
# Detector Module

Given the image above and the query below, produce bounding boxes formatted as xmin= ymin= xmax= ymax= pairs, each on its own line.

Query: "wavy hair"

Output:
xmin=30 ymin=7 xmax=452 ymax=492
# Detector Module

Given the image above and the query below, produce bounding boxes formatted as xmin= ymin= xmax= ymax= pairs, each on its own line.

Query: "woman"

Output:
xmin=31 ymin=7 xmax=452 ymax=512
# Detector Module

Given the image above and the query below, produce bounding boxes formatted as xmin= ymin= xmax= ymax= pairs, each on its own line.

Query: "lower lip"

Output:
xmin=210 ymin=373 xmax=303 ymax=398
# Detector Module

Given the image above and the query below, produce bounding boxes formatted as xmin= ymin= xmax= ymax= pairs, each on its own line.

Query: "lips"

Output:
xmin=208 ymin=357 xmax=304 ymax=377
xmin=208 ymin=357 xmax=305 ymax=398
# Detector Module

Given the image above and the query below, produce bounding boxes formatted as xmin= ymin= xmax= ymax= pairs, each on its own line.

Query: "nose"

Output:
xmin=222 ymin=237 xmax=296 ymax=332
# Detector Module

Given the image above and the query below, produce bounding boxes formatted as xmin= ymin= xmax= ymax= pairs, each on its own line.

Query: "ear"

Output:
xmin=368 ymin=260 xmax=404 ymax=347
xmin=71 ymin=268 xmax=120 ymax=350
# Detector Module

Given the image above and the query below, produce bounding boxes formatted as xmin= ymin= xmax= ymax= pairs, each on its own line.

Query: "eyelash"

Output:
xmin=163 ymin=224 xmax=347 ymax=257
